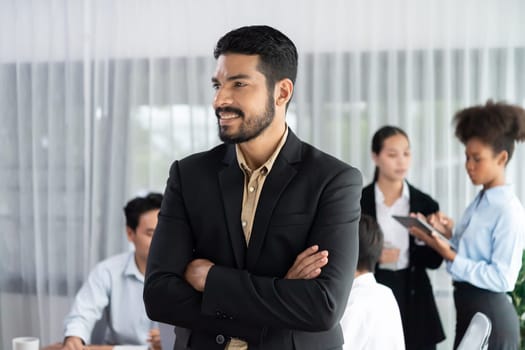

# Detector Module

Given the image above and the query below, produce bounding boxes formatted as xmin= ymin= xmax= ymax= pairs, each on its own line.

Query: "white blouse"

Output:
xmin=375 ymin=182 xmax=410 ymax=270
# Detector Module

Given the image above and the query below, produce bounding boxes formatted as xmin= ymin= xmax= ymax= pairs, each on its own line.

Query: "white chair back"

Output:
xmin=457 ymin=312 xmax=492 ymax=350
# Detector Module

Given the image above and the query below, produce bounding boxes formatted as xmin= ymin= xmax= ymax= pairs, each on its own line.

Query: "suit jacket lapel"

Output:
xmin=407 ymin=183 xmax=420 ymax=247
xmin=246 ymin=131 xmax=301 ymax=269
xmin=218 ymin=145 xmax=246 ymax=269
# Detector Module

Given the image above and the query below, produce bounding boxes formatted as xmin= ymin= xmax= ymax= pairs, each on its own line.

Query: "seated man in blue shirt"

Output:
xmin=61 ymin=193 xmax=164 ymax=350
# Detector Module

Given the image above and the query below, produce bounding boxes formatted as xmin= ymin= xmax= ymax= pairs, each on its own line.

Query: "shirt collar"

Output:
xmin=235 ymin=126 xmax=289 ymax=175
xmin=123 ymin=251 xmax=144 ymax=283
xmin=353 ymin=272 xmax=377 ymax=287
xmin=480 ymin=184 xmax=513 ymax=205
xmin=374 ymin=180 xmax=410 ymax=204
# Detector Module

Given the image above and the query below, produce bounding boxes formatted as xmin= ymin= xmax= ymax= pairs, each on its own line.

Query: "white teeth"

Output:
xmin=220 ymin=113 xmax=239 ymax=120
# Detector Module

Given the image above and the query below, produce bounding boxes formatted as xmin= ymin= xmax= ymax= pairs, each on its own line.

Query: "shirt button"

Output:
xmin=216 ymin=334 xmax=225 ymax=344
xmin=249 ymin=186 xmax=255 ymax=192
xmin=242 ymin=221 xmax=247 ymax=227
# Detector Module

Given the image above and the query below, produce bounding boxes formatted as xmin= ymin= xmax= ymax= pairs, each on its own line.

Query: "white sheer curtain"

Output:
xmin=1 ymin=0 xmax=524 ymax=349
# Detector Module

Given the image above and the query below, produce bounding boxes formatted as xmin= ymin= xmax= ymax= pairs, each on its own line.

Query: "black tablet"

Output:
xmin=392 ymin=215 xmax=452 ymax=245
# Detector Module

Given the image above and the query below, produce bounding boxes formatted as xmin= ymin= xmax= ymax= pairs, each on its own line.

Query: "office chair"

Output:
xmin=456 ymin=312 xmax=492 ymax=350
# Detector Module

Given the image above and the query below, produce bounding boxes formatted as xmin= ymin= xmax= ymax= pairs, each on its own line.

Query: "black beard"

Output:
xmin=216 ymin=95 xmax=275 ymax=144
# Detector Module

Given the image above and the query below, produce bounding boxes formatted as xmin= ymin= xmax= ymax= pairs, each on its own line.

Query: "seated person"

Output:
xmin=61 ymin=193 xmax=164 ymax=350
xmin=340 ymin=214 xmax=405 ymax=350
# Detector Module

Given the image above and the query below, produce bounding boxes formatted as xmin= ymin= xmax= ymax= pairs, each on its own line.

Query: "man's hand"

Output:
xmin=51 ymin=337 xmax=142 ymax=350
xmin=61 ymin=336 xmax=84 ymax=350
xmin=285 ymin=245 xmax=328 ymax=279
xmin=184 ymin=258 xmax=215 ymax=292
xmin=148 ymin=328 xmax=162 ymax=350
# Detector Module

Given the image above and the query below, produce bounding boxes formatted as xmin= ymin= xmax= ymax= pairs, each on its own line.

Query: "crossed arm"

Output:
xmin=46 ymin=250 xmax=326 ymax=350
xmin=144 ymin=162 xmax=361 ymax=340
xmin=185 ymin=245 xmax=329 ymax=291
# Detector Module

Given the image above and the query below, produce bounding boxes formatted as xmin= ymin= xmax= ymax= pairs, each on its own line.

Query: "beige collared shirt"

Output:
xmin=226 ymin=127 xmax=289 ymax=350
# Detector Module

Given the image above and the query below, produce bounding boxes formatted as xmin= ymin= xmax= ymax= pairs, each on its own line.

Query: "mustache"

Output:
xmin=215 ymin=106 xmax=244 ymax=119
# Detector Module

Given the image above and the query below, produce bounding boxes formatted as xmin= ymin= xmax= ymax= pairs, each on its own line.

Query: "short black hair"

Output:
xmin=214 ymin=25 xmax=298 ymax=105
xmin=357 ymin=215 xmax=384 ymax=273
xmin=454 ymin=100 xmax=525 ymax=163
xmin=123 ymin=192 xmax=163 ymax=230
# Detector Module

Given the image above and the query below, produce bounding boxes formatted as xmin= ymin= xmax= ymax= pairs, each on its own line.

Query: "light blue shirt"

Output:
xmin=447 ymin=185 xmax=525 ymax=292
xmin=64 ymin=252 xmax=157 ymax=345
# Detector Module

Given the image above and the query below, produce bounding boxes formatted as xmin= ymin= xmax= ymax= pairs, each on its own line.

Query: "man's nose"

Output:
xmin=213 ymin=87 xmax=233 ymax=109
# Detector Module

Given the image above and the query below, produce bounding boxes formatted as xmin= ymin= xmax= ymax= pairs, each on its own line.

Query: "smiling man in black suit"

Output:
xmin=144 ymin=25 xmax=362 ymax=350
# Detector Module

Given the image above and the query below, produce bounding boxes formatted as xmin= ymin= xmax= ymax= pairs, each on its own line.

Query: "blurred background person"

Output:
xmin=340 ymin=214 xmax=404 ymax=350
xmin=360 ymin=126 xmax=445 ymax=350
xmin=410 ymin=101 xmax=525 ymax=349
xmin=59 ymin=193 xmax=164 ymax=350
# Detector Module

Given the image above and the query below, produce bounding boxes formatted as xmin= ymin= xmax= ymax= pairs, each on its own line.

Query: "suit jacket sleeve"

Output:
xmin=144 ymin=161 xmax=264 ymax=343
xmin=202 ymin=166 xmax=362 ymax=331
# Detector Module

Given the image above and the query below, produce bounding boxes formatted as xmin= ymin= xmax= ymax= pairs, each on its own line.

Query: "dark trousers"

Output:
xmin=418 ymin=346 xmax=436 ymax=350
xmin=453 ymin=282 xmax=520 ymax=350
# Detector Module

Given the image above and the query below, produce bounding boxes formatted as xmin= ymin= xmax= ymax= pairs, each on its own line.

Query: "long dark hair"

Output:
xmin=371 ymin=126 xmax=409 ymax=182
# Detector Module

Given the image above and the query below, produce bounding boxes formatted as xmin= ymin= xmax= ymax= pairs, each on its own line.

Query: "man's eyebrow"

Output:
xmin=211 ymin=74 xmax=252 ymax=83
xmin=226 ymin=74 xmax=251 ymax=81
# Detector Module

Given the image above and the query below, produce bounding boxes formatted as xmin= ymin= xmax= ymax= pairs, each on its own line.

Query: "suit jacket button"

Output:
xmin=216 ymin=334 xmax=225 ymax=344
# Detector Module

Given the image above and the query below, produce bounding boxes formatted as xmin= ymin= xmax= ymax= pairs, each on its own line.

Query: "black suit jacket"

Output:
xmin=144 ymin=130 xmax=362 ymax=350
xmin=361 ymin=182 xmax=445 ymax=349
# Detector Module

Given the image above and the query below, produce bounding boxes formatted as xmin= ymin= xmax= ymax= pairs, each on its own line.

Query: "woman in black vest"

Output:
xmin=361 ymin=126 xmax=445 ymax=350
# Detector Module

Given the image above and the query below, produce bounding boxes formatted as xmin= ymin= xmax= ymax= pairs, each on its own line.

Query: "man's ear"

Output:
xmin=126 ymin=227 xmax=135 ymax=242
xmin=275 ymin=78 xmax=294 ymax=107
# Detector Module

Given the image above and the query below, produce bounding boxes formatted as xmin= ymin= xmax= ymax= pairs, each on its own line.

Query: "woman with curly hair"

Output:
xmin=411 ymin=101 xmax=525 ymax=349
